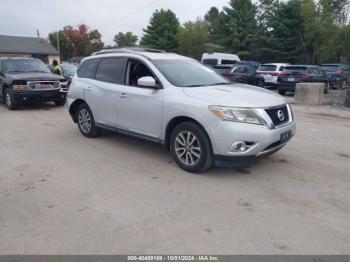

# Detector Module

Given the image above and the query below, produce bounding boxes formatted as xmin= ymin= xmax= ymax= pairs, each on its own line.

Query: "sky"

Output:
xmin=0 ymin=0 xmax=229 ymax=45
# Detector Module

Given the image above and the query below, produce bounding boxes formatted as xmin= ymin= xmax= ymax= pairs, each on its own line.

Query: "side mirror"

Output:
xmin=137 ymin=76 xmax=158 ymax=88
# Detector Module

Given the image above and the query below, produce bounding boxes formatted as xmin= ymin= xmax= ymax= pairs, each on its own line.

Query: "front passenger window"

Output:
xmin=126 ymin=59 xmax=156 ymax=87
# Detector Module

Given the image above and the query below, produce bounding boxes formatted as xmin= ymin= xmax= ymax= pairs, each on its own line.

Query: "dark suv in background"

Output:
xmin=0 ymin=57 xmax=68 ymax=110
xmin=320 ymin=64 xmax=349 ymax=89
xmin=277 ymin=65 xmax=329 ymax=95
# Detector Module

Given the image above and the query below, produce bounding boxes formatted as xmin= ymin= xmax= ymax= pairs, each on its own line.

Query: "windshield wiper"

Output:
xmin=208 ymin=82 xmax=232 ymax=86
xmin=183 ymin=84 xmax=205 ymax=87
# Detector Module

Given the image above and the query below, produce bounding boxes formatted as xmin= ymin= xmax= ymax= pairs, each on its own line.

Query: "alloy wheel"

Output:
xmin=5 ymin=93 xmax=12 ymax=108
xmin=175 ymin=131 xmax=201 ymax=166
xmin=78 ymin=108 xmax=92 ymax=134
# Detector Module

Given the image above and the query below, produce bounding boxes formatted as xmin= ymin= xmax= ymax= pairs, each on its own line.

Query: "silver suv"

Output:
xmin=67 ymin=48 xmax=296 ymax=173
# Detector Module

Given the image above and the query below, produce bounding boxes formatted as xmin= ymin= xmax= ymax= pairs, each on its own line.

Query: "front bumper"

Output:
xmin=206 ymin=119 xmax=296 ymax=167
xmin=8 ymin=89 xmax=66 ymax=103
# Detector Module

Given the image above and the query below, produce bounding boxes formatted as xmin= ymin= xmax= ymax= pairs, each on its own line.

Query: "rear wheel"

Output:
xmin=55 ymin=96 xmax=66 ymax=106
xmin=170 ymin=122 xmax=213 ymax=173
xmin=77 ymin=103 xmax=102 ymax=138
xmin=4 ymin=90 xmax=18 ymax=110
xmin=257 ymin=79 xmax=265 ymax=88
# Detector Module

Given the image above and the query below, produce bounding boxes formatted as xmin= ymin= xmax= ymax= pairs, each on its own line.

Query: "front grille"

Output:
xmin=265 ymin=105 xmax=289 ymax=127
xmin=28 ymin=81 xmax=60 ymax=91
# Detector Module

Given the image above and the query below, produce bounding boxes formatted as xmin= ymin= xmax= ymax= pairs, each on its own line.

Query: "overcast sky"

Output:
xmin=0 ymin=0 xmax=229 ymax=45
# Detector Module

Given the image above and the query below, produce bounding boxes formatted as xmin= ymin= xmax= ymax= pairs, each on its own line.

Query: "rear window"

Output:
xmin=320 ymin=65 xmax=339 ymax=72
xmin=284 ymin=66 xmax=308 ymax=71
xmin=202 ymin=59 xmax=218 ymax=66
xmin=221 ymin=59 xmax=237 ymax=65
xmin=95 ymin=57 xmax=125 ymax=84
xmin=258 ymin=65 xmax=277 ymax=72
xmin=77 ymin=58 xmax=100 ymax=79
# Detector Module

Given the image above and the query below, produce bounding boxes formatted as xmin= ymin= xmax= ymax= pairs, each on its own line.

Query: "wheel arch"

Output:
xmin=164 ymin=116 xmax=212 ymax=150
xmin=69 ymin=99 xmax=86 ymax=123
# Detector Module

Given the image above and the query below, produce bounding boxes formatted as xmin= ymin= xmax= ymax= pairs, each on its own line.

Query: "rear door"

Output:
xmin=84 ymin=57 xmax=126 ymax=127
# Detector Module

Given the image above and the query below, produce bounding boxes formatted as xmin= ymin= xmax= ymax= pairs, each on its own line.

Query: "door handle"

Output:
xmin=119 ymin=93 xmax=128 ymax=98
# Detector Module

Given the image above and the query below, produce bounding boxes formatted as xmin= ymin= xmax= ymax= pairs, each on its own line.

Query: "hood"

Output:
xmin=183 ymin=83 xmax=286 ymax=108
xmin=6 ymin=72 xmax=64 ymax=82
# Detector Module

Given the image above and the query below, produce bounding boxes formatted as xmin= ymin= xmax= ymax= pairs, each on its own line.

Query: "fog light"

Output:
xmin=231 ymin=141 xmax=247 ymax=152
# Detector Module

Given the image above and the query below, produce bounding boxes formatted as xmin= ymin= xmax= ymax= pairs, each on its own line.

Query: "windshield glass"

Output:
xmin=3 ymin=59 xmax=50 ymax=73
xmin=320 ymin=65 xmax=339 ymax=72
xmin=62 ymin=64 xmax=78 ymax=75
xmin=258 ymin=65 xmax=277 ymax=72
xmin=153 ymin=59 xmax=230 ymax=87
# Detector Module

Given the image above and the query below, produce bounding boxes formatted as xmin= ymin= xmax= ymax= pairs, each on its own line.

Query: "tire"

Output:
xmin=76 ymin=103 xmax=102 ymax=138
xmin=278 ymin=89 xmax=286 ymax=95
xmin=4 ymin=89 xmax=18 ymax=110
xmin=54 ymin=96 xmax=66 ymax=106
xmin=170 ymin=121 xmax=213 ymax=173
xmin=257 ymin=79 xmax=265 ymax=88
xmin=340 ymin=80 xmax=347 ymax=89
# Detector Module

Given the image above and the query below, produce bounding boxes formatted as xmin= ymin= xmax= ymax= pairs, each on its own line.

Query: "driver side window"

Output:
xmin=126 ymin=59 xmax=157 ymax=87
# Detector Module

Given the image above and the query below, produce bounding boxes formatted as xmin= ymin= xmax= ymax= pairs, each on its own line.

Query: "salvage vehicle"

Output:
xmin=0 ymin=57 xmax=68 ymax=110
xmin=277 ymin=65 xmax=330 ymax=95
xmin=67 ymin=48 xmax=296 ymax=173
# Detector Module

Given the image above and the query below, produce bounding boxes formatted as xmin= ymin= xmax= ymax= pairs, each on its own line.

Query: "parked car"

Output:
xmin=214 ymin=64 xmax=265 ymax=87
xmin=0 ymin=57 xmax=68 ymax=110
xmin=277 ymin=65 xmax=330 ymax=95
xmin=201 ymin=52 xmax=240 ymax=67
xmin=320 ymin=64 xmax=349 ymax=89
xmin=257 ymin=63 xmax=290 ymax=87
xmin=67 ymin=48 xmax=295 ymax=173
xmin=61 ymin=64 xmax=78 ymax=84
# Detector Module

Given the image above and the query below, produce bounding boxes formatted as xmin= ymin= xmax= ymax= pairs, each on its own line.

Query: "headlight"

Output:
xmin=209 ymin=106 xmax=267 ymax=126
xmin=60 ymin=80 xmax=68 ymax=87
xmin=12 ymin=84 xmax=28 ymax=91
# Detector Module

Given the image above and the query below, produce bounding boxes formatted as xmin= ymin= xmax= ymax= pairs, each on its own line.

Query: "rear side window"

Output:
xmin=77 ymin=58 xmax=100 ymax=79
xmin=95 ymin=57 xmax=125 ymax=84
xmin=202 ymin=59 xmax=218 ymax=66
xmin=258 ymin=65 xmax=277 ymax=72
xmin=284 ymin=66 xmax=308 ymax=71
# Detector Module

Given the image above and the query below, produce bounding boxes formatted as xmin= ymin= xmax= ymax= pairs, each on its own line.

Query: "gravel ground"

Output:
xmin=0 ymin=102 xmax=349 ymax=255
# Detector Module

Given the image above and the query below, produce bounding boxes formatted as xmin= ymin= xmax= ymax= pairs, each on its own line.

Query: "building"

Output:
xmin=0 ymin=35 xmax=59 ymax=64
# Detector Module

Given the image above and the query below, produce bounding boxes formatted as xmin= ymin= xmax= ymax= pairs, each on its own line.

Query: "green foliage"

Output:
xmin=114 ymin=32 xmax=138 ymax=47
xmin=140 ymin=9 xmax=180 ymax=52
xmin=177 ymin=19 xmax=210 ymax=60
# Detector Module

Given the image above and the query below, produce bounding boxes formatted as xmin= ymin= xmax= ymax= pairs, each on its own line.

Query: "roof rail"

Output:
xmin=92 ymin=47 xmax=166 ymax=56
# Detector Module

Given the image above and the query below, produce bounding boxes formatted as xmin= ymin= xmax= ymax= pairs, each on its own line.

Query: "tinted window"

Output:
xmin=284 ymin=66 xmax=308 ymax=71
xmin=221 ymin=59 xmax=237 ymax=65
xmin=95 ymin=58 xmax=125 ymax=84
xmin=320 ymin=65 xmax=339 ymax=72
xmin=279 ymin=66 xmax=285 ymax=71
xmin=202 ymin=59 xmax=218 ymax=66
xmin=258 ymin=65 xmax=277 ymax=72
xmin=77 ymin=58 xmax=100 ymax=79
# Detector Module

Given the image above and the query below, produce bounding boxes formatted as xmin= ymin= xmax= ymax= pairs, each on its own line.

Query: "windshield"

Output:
xmin=258 ymin=65 xmax=277 ymax=72
xmin=3 ymin=59 xmax=50 ymax=73
xmin=62 ymin=64 xmax=78 ymax=75
xmin=153 ymin=59 xmax=230 ymax=87
xmin=321 ymin=65 xmax=339 ymax=72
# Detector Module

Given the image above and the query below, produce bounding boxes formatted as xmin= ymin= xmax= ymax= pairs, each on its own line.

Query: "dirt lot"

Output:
xmin=0 ymin=102 xmax=349 ymax=255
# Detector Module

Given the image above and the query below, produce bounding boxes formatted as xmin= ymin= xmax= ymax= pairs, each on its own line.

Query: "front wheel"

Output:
xmin=257 ymin=79 xmax=265 ymax=88
xmin=4 ymin=90 xmax=18 ymax=110
xmin=170 ymin=122 xmax=213 ymax=173
xmin=55 ymin=96 xmax=66 ymax=106
xmin=76 ymin=103 xmax=102 ymax=138
xmin=278 ymin=89 xmax=286 ymax=95
xmin=340 ymin=80 xmax=348 ymax=89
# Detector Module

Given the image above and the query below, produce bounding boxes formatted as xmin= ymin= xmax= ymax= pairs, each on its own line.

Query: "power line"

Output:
xmin=97 ymin=0 xmax=160 ymax=29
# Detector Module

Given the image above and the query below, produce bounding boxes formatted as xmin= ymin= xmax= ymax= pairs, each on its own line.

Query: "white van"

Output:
xmin=201 ymin=53 xmax=240 ymax=67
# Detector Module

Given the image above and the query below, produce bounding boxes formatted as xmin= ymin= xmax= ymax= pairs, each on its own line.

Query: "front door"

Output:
xmin=116 ymin=59 xmax=164 ymax=140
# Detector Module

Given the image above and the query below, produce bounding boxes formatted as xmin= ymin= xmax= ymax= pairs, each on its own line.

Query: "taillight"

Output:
xmin=336 ymin=69 xmax=343 ymax=75
xmin=270 ymin=73 xmax=280 ymax=77
xmin=301 ymin=74 xmax=310 ymax=80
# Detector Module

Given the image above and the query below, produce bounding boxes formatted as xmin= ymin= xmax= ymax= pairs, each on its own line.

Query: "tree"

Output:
xmin=48 ymin=29 xmax=73 ymax=61
xmin=114 ymin=32 xmax=138 ymax=47
xmin=177 ymin=19 xmax=210 ymax=60
xmin=204 ymin=7 xmax=220 ymax=43
xmin=141 ymin=9 xmax=180 ymax=52
xmin=221 ymin=0 xmax=258 ymax=59
xmin=269 ymin=0 xmax=305 ymax=63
